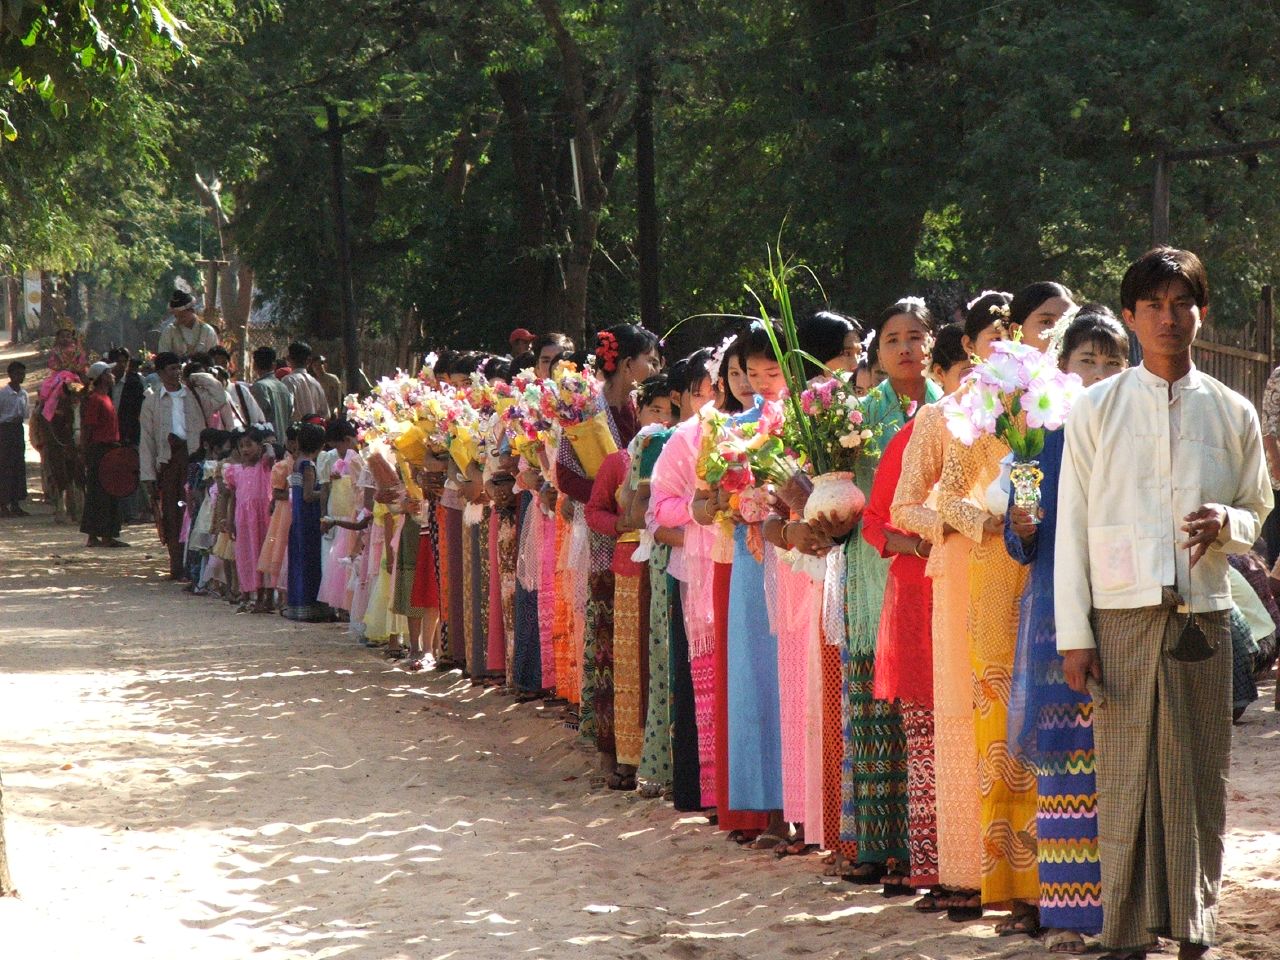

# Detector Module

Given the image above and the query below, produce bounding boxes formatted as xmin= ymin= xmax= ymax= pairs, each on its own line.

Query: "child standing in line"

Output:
xmin=210 ymin=431 xmax=244 ymax=604
xmin=224 ymin=426 xmax=276 ymax=613
xmin=258 ymin=426 xmax=297 ymax=612
xmin=284 ymin=423 xmax=326 ymax=622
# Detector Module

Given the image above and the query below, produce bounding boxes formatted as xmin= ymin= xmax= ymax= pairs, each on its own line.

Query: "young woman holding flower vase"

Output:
xmin=807 ymin=298 xmax=940 ymax=894
xmin=587 ymin=374 xmax=676 ymax=791
xmin=690 ymin=337 xmax=770 ymax=826
xmin=936 ymin=289 xmax=1043 ymax=929
xmin=894 ymin=294 xmax=1007 ymax=919
xmin=760 ymin=309 xmax=862 ymax=860
xmin=874 ymin=324 xmax=972 ymax=905
xmin=715 ymin=323 xmax=791 ymax=845
xmin=1003 ymin=307 xmax=1128 ymax=954
xmin=642 ymin=352 xmax=718 ymax=804
xmin=555 ymin=323 xmax=658 ymax=782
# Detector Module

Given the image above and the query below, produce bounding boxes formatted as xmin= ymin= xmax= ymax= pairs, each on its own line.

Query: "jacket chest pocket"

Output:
xmin=1180 ymin=436 xmax=1231 ymax=501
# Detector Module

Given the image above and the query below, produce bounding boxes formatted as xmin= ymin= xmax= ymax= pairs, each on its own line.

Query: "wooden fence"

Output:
xmin=1191 ymin=285 xmax=1276 ymax=413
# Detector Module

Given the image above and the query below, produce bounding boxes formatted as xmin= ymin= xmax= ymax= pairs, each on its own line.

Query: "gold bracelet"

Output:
xmin=913 ymin=539 xmax=928 ymax=559
xmin=779 ymin=519 xmax=792 ymax=549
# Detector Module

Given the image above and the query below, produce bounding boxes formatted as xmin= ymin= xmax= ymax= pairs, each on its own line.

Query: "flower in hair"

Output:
xmin=596 ymin=331 xmax=620 ymax=372
xmin=706 ymin=334 xmax=735 ymax=382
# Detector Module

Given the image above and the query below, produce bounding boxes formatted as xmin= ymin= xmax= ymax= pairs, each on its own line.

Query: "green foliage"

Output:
xmin=8 ymin=0 xmax=1280 ymax=361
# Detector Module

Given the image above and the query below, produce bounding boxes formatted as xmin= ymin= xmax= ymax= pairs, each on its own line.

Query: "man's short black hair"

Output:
xmin=287 ymin=341 xmax=312 ymax=364
xmin=153 ymin=351 xmax=182 ymax=371
xmin=253 ymin=346 xmax=277 ymax=371
xmin=7 ymin=361 xmax=26 ymax=376
xmin=1120 ymin=247 xmax=1209 ymax=313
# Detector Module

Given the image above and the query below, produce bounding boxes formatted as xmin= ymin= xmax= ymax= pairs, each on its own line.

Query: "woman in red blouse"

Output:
xmin=80 ymin=361 xmax=127 ymax=548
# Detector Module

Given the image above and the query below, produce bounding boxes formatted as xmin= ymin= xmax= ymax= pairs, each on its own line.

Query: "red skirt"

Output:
xmin=410 ymin=530 xmax=439 ymax=610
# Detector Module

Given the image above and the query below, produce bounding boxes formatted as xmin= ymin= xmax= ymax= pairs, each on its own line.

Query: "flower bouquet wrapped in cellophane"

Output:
xmin=546 ymin=365 xmax=616 ymax=478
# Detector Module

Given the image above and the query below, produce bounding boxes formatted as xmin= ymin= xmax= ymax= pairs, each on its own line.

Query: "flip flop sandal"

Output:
xmin=913 ymin=891 xmax=948 ymax=913
xmin=996 ymin=910 xmax=1041 ymax=937
xmin=946 ymin=894 xmax=984 ymax=922
xmin=841 ymin=862 xmax=885 ymax=885
xmin=1044 ymin=930 xmax=1089 ymax=955
xmin=606 ymin=772 xmax=636 ymax=791
xmin=748 ymin=834 xmax=787 ymax=851
xmin=771 ymin=840 xmax=807 ymax=859
xmin=385 ymin=647 xmax=407 ymax=660
xmin=882 ymin=880 xmax=915 ymax=898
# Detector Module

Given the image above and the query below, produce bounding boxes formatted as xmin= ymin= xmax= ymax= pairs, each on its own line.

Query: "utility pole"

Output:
xmin=1143 ymin=135 xmax=1280 ymax=365
xmin=1151 ymin=136 xmax=1280 ymax=248
xmin=324 ymin=103 xmax=363 ymax=396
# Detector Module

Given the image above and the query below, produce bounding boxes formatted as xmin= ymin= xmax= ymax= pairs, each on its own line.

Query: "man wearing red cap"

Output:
xmin=508 ymin=328 xmax=535 ymax=354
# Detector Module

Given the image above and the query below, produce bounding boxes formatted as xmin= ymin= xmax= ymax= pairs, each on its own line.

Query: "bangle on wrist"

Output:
xmin=913 ymin=538 xmax=927 ymax=558
xmin=780 ymin=520 xmax=793 ymax=549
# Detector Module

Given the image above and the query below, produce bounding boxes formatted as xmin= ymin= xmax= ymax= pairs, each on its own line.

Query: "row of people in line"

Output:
xmin=146 ymin=246 xmax=1273 ymax=960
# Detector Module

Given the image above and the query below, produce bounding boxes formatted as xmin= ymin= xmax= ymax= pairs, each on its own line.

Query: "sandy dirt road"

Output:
xmin=1 ymin=507 xmax=1277 ymax=960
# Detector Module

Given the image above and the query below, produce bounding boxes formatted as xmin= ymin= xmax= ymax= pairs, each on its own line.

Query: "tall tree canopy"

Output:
xmin=6 ymin=0 xmax=1280 ymax=356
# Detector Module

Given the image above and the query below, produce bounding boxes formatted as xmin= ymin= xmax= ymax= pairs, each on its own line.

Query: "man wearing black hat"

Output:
xmin=158 ymin=290 xmax=218 ymax=358
xmin=139 ymin=351 xmax=210 ymax=578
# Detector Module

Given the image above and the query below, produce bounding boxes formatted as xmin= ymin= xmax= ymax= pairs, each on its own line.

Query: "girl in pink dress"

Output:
xmin=224 ymin=426 xmax=275 ymax=612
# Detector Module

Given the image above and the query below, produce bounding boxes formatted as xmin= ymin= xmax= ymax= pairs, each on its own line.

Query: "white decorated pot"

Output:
xmin=802 ymin=471 xmax=866 ymax=524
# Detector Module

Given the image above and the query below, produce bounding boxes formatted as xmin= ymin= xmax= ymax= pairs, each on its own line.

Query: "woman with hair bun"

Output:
xmin=556 ymin=323 xmax=659 ymax=779
xmin=936 ymin=289 xmax=1039 ymax=926
xmin=1007 ymin=282 xmax=1075 ymax=351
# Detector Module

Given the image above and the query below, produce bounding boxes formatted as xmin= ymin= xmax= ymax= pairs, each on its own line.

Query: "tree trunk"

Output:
xmin=493 ymin=70 xmax=562 ymax=335
xmin=395 ymin=304 xmax=418 ymax=372
xmin=0 ymin=772 xmax=15 ymax=896
xmin=535 ymin=0 xmax=611 ymax=348
xmin=325 ymin=103 xmax=364 ymax=395
xmin=634 ymin=2 xmax=660 ymax=333
xmin=193 ymin=174 xmax=255 ymax=374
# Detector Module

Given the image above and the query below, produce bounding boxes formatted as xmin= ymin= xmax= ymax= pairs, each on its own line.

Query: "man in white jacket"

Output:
xmin=1054 ymin=247 xmax=1272 ymax=960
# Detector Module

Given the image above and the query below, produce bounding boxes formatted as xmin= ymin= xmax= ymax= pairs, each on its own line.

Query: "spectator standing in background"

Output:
xmin=309 ymin=352 xmax=344 ymax=419
xmin=250 ymin=346 xmax=293 ymax=440
xmin=281 ymin=341 xmax=327 ymax=421
xmin=0 ymin=360 xmax=29 ymax=517
xmin=80 ymin=361 xmax=127 ymax=548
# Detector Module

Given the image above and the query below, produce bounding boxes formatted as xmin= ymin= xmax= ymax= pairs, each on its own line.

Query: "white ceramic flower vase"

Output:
xmin=802 ymin=471 xmax=865 ymax=524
